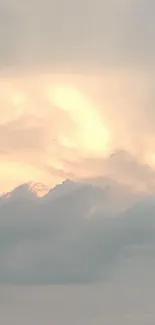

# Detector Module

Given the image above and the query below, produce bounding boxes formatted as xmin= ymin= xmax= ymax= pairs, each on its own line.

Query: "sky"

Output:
xmin=1 ymin=1 xmax=155 ymax=323
xmin=0 ymin=285 xmax=155 ymax=324
xmin=0 ymin=0 xmax=155 ymax=193
xmin=0 ymin=182 xmax=155 ymax=323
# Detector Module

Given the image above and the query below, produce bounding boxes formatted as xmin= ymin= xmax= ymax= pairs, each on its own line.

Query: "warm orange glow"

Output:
xmin=0 ymin=71 xmax=155 ymax=193
xmin=12 ymin=93 xmax=26 ymax=107
xmin=0 ymin=161 xmax=49 ymax=194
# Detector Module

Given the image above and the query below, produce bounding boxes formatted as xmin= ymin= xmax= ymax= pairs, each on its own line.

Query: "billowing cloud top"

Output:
xmin=0 ymin=179 xmax=155 ymax=285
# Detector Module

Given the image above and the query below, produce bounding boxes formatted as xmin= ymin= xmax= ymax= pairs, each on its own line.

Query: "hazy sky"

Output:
xmin=0 ymin=0 xmax=155 ymax=192
xmin=0 ymin=285 xmax=155 ymax=325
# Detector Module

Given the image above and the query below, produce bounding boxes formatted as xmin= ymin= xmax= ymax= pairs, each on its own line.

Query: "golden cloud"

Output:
xmin=0 ymin=69 xmax=155 ymax=193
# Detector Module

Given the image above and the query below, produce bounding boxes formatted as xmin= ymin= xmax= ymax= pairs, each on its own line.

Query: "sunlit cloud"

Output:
xmin=47 ymin=83 xmax=110 ymax=155
xmin=0 ymin=0 xmax=155 ymax=192
xmin=0 ymin=69 xmax=155 ymax=193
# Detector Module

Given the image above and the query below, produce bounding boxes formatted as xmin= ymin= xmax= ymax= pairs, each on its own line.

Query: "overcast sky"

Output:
xmin=0 ymin=284 xmax=155 ymax=325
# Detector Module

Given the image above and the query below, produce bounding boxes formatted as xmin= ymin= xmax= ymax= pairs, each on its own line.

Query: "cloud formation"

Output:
xmin=0 ymin=1 xmax=155 ymax=323
xmin=0 ymin=70 xmax=155 ymax=193
xmin=0 ymin=0 xmax=155 ymax=193
xmin=0 ymin=181 xmax=154 ymax=285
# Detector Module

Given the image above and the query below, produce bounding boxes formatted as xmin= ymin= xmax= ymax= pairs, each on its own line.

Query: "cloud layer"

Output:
xmin=0 ymin=0 xmax=155 ymax=68
xmin=0 ymin=180 xmax=155 ymax=285
xmin=1 ymin=284 xmax=155 ymax=325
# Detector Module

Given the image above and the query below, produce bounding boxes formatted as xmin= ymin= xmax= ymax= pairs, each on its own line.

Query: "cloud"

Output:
xmin=0 ymin=0 xmax=155 ymax=321
xmin=0 ymin=115 xmax=46 ymax=152
xmin=62 ymin=150 xmax=155 ymax=193
xmin=46 ymin=165 xmax=75 ymax=180
xmin=0 ymin=0 xmax=155 ymax=69
xmin=0 ymin=183 xmax=155 ymax=285
xmin=0 ymin=0 xmax=155 ymax=193
xmin=0 ymin=70 xmax=155 ymax=193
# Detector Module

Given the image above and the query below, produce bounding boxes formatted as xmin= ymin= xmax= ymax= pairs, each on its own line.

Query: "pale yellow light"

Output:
xmin=12 ymin=93 xmax=26 ymax=107
xmin=47 ymin=84 xmax=110 ymax=156
xmin=0 ymin=161 xmax=48 ymax=194
xmin=145 ymin=153 xmax=155 ymax=167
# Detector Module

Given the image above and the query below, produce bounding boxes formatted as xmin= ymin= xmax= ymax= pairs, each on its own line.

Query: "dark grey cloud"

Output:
xmin=0 ymin=181 xmax=155 ymax=285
